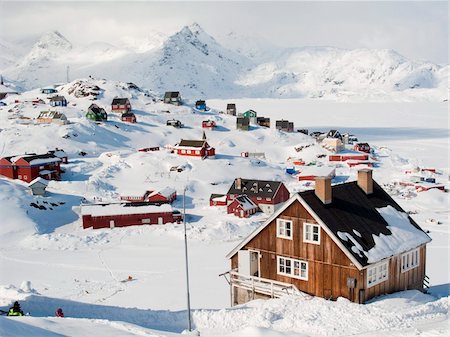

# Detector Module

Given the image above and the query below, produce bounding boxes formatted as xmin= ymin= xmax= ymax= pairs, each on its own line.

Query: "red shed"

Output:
xmin=147 ymin=187 xmax=177 ymax=204
xmin=81 ymin=203 xmax=182 ymax=229
xmin=353 ymin=143 xmax=371 ymax=153
xmin=202 ymin=120 xmax=216 ymax=129
xmin=227 ymin=195 xmax=258 ymax=218
xmin=111 ymin=98 xmax=131 ymax=113
xmin=210 ymin=193 xmax=227 ymax=206
xmin=174 ymin=139 xmax=215 ymax=159
xmin=121 ymin=112 xmax=136 ymax=123
xmin=0 ymin=153 xmax=61 ymax=183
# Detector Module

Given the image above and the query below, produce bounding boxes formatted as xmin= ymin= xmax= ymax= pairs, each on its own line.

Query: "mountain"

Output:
xmin=1 ymin=24 xmax=447 ymax=101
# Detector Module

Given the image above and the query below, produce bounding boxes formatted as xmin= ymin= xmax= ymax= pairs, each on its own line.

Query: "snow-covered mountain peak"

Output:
xmin=34 ymin=30 xmax=72 ymax=53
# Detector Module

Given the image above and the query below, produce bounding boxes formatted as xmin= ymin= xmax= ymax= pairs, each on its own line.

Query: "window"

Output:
xmin=196 ymin=150 xmax=200 ymax=155
xmin=181 ymin=150 xmax=186 ymax=154
xmin=141 ymin=219 xmax=151 ymax=224
xmin=186 ymin=150 xmax=191 ymax=154
xmin=303 ymin=223 xmax=320 ymax=244
xmin=366 ymin=261 xmax=389 ymax=288
xmin=277 ymin=219 xmax=292 ymax=239
xmin=24 ymin=175 xmax=27 ymax=180
xmin=266 ymin=197 xmax=271 ymax=201
xmin=277 ymin=256 xmax=308 ymax=280
xmin=257 ymin=197 xmax=262 ymax=200
xmin=401 ymin=248 xmax=420 ymax=272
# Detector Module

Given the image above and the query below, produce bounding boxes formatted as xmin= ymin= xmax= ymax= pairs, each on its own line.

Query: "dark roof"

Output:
xmin=121 ymin=112 xmax=135 ymax=117
xmin=88 ymin=104 xmax=106 ymax=115
xmin=164 ymin=91 xmax=180 ymax=98
xmin=210 ymin=193 xmax=226 ymax=200
xmin=237 ymin=117 xmax=249 ymax=126
xmin=5 ymin=153 xmax=60 ymax=164
xmin=178 ymin=140 xmax=207 ymax=148
xmin=49 ymin=95 xmax=66 ymax=101
xmin=257 ymin=117 xmax=270 ymax=122
xmin=299 ymin=181 xmax=429 ymax=267
xmin=227 ymin=178 xmax=283 ymax=198
xmin=112 ymin=98 xmax=129 ymax=105
xmin=227 ymin=103 xmax=236 ymax=109
xmin=196 ymin=100 xmax=206 ymax=105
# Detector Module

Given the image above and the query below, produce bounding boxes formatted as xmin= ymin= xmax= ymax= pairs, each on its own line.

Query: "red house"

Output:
xmin=210 ymin=194 xmax=227 ymax=206
xmin=329 ymin=152 xmax=369 ymax=162
xmin=202 ymin=120 xmax=216 ymax=129
xmin=120 ymin=187 xmax=176 ymax=204
xmin=226 ymin=178 xmax=290 ymax=215
xmin=227 ymin=195 xmax=258 ymax=218
xmin=0 ymin=153 xmax=62 ymax=183
xmin=174 ymin=139 xmax=215 ymax=158
xmin=81 ymin=203 xmax=182 ymax=229
xmin=121 ymin=112 xmax=137 ymax=123
xmin=111 ymin=98 xmax=131 ymax=113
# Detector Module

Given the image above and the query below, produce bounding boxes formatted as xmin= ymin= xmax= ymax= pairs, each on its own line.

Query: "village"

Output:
xmin=0 ymin=74 xmax=448 ymax=316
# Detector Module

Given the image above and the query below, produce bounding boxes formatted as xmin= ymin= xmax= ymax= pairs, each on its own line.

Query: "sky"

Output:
xmin=0 ymin=1 xmax=448 ymax=64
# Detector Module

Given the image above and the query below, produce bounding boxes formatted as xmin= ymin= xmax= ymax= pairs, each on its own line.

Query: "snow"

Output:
xmin=367 ymin=206 xmax=431 ymax=263
xmin=0 ymin=79 xmax=448 ymax=336
xmin=28 ymin=177 xmax=48 ymax=186
xmin=150 ymin=187 xmax=176 ymax=199
xmin=81 ymin=203 xmax=173 ymax=217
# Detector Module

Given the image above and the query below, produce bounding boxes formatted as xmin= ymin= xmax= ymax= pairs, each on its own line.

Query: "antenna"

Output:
xmin=66 ymin=66 xmax=70 ymax=83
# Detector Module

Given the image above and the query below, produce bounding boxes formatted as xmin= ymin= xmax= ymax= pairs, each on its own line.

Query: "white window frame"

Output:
xmin=401 ymin=248 xmax=420 ymax=273
xmin=303 ymin=223 xmax=321 ymax=245
xmin=181 ymin=149 xmax=186 ymax=154
xmin=366 ymin=261 xmax=389 ymax=288
xmin=277 ymin=256 xmax=308 ymax=280
xmin=195 ymin=150 xmax=200 ymax=155
xmin=276 ymin=219 xmax=293 ymax=240
xmin=141 ymin=219 xmax=151 ymax=224
xmin=186 ymin=150 xmax=191 ymax=154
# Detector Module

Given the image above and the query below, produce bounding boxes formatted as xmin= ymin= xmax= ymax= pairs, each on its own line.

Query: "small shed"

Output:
xmin=49 ymin=95 xmax=67 ymax=107
xmin=276 ymin=120 xmax=294 ymax=132
xmin=210 ymin=193 xmax=227 ymax=206
xmin=121 ymin=112 xmax=137 ymax=123
xmin=322 ymin=137 xmax=345 ymax=152
xmin=353 ymin=143 xmax=371 ymax=153
xmin=237 ymin=117 xmax=250 ymax=131
xmin=28 ymin=177 xmax=49 ymax=196
xmin=227 ymin=195 xmax=258 ymax=218
xmin=226 ymin=103 xmax=236 ymax=116
xmin=86 ymin=104 xmax=107 ymax=121
xmin=202 ymin=120 xmax=216 ymax=128
xmin=195 ymin=100 xmax=207 ymax=111
xmin=256 ymin=117 xmax=270 ymax=128
xmin=41 ymin=87 xmax=58 ymax=94
xmin=164 ymin=91 xmax=182 ymax=105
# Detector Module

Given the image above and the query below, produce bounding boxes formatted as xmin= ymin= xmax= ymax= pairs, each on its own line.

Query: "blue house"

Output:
xmin=41 ymin=87 xmax=58 ymax=94
xmin=195 ymin=100 xmax=207 ymax=111
xmin=50 ymin=95 xmax=67 ymax=107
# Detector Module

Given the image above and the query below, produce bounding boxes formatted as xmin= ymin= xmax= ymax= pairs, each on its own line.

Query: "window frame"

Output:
xmin=277 ymin=256 xmax=308 ymax=281
xmin=276 ymin=219 xmax=293 ymax=240
xmin=366 ymin=260 xmax=389 ymax=288
xmin=303 ymin=223 xmax=321 ymax=245
xmin=401 ymin=248 xmax=420 ymax=273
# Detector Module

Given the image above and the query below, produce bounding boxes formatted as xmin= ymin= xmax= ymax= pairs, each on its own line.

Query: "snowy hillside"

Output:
xmin=0 ymin=79 xmax=448 ymax=336
xmin=1 ymin=24 xmax=447 ymax=101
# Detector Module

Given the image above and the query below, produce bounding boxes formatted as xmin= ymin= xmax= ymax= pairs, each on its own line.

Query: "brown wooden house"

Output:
xmin=226 ymin=169 xmax=431 ymax=305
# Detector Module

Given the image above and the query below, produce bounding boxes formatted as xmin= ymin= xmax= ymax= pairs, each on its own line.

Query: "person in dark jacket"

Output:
xmin=55 ymin=308 xmax=64 ymax=317
xmin=7 ymin=301 xmax=24 ymax=316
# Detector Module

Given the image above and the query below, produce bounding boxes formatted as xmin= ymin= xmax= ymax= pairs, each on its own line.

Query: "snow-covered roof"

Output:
xmin=297 ymin=166 xmax=336 ymax=177
xmin=149 ymin=187 xmax=176 ymax=198
xmin=28 ymin=177 xmax=49 ymax=187
xmin=81 ymin=203 xmax=173 ymax=217
xmin=234 ymin=195 xmax=258 ymax=211
xmin=0 ymin=84 xmax=18 ymax=94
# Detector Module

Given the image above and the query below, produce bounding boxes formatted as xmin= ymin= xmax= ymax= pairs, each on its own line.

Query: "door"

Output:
xmin=238 ymin=250 xmax=260 ymax=277
xmin=158 ymin=217 xmax=163 ymax=225
xmin=109 ymin=220 xmax=115 ymax=229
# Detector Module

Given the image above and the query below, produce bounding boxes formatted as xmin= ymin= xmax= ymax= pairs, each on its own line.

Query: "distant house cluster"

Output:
xmin=211 ymin=178 xmax=290 ymax=218
xmin=111 ymin=98 xmax=136 ymax=123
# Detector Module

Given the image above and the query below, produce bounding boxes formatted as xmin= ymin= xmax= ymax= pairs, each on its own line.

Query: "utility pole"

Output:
xmin=183 ymin=186 xmax=192 ymax=332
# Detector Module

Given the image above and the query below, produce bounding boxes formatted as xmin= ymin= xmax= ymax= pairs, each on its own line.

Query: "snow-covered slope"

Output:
xmin=1 ymin=24 xmax=447 ymax=100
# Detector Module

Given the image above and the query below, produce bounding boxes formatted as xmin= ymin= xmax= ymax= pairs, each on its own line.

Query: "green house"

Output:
xmin=86 ymin=103 xmax=107 ymax=121
xmin=242 ymin=109 xmax=257 ymax=118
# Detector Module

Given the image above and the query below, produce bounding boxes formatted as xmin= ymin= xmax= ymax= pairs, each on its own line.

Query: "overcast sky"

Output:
xmin=0 ymin=1 xmax=448 ymax=64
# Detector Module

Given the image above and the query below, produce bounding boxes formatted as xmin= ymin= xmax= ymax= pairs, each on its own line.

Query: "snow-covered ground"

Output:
xmin=0 ymin=80 xmax=448 ymax=336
